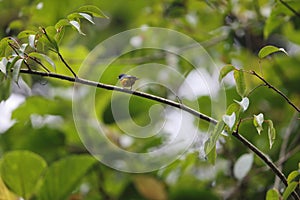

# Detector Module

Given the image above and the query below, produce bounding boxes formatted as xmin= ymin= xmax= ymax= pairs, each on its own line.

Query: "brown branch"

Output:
xmin=250 ymin=70 xmax=300 ymax=113
xmin=19 ymin=69 xmax=300 ymax=199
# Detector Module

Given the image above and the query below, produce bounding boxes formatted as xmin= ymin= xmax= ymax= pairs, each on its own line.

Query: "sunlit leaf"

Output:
xmin=283 ymin=181 xmax=298 ymax=200
xmin=69 ymin=20 xmax=86 ymax=35
xmin=219 ymin=64 xmax=236 ymax=82
xmin=28 ymin=34 xmax=36 ymax=49
xmin=79 ymin=13 xmax=95 ymax=24
xmin=68 ymin=13 xmax=95 ymax=24
xmin=287 ymin=170 xmax=299 ymax=184
xmin=233 ymin=153 xmax=253 ymax=181
xmin=0 ymin=57 xmax=8 ymax=75
xmin=234 ymin=97 xmax=249 ymax=112
xmin=0 ymin=150 xmax=47 ymax=199
xmin=38 ymin=155 xmax=97 ymax=200
xmin=233 ymin=69 xmax=246 ymax=97
xmin=12 ymin=59 xmax=23 ymax=83
xmin=76 ymin=5 xmax=108 ymax=18
xmin=258 ymin=45 xmax=288 ymax=59
xmin=253 ymin=113 xmax=264 ymax=135
xmin=222 ymin=112 xmax=236 ymax=130
xmin=266 ymin=188 xmax=280 ymax=200
xmin=267 ymin=120 xmax=276 ymax=149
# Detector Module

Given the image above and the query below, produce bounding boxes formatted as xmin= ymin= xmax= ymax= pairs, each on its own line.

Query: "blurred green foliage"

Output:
xmin=0 ymin=0 xmax=300 ymax=199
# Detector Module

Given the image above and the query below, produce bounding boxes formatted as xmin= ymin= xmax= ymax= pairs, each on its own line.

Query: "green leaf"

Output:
xmin=287 ymin=170 xmax=300 ymax=184
xmin=205 ymin=144 xmax=216 ymax=165
xmin=0 ymin=59 xmax=11 ymax=101
xmin=267 ymin=120 xmax=276 ymax=149
xmin=219 ymin=65 xmax=236 ymax=82
xmin=204 ymin=120 xmax=225 ymax=164
xmin=79 ymin=13 xmax=95 ymax=24
xmin=38 ymin=155 xmax=97 ymax=200
xmin=12 ymin=96 xmax=67 ymax=122
xmin=76 ymin=5 xmax=108 ymax=18
xmin=12 ymin=59 xmax=23 ymax=83
xmin=28 ymin=52 xmax=56 ymax=71
xmin=0 ymin=150 xmax=47 ymax=199
xmin=233 ymin=69 xmax=246 ymax=97
xmin=0 ymin=37 xmax=14 ymax=57
xmin=17 ymin=30 xmax=37 ymax=39
xmin=28 ymin=34 xmax=36 ymax=49
xmin=266 ymin=188 xmax=280 ymax=200
xmin=0 ymin=57 xmax=8 ymax=75
xmin=67 ymin=13 xmax=94 ymax=24
xmin=264 ymin=5 xmax=285 ymax=39
xmin=226 ymin=103 xmax=240 ymax=115
xmin=258 ymin=45 xmax=288 ymax=59
xmin=55 ymin=19 xmax=70 ymax=30
xmin=283 ymin=181 xmax=298 ymax=200
xmin=69 ymin=20 xmax=86 ymax=35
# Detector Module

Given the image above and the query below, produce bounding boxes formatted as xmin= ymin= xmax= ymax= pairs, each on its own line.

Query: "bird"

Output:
xmin=118 ymin=74 xmax=139 ymax=90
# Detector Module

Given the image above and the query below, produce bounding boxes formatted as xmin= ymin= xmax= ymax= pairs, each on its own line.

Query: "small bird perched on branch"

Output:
xmin=118 ymin=74 xmax=139 ymax=90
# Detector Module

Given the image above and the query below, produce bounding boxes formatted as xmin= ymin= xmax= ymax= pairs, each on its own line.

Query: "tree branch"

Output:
xmin=19 ymin=69 xmax=300 ymax=199
xmin=279 ymin=0 xmax=300 ymax=18
xmin=250 ymin=70 xmax=300 ymax=113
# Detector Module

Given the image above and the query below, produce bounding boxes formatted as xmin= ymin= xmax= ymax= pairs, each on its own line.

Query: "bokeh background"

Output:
xmin=0 ymin=0 xmax=300 ymax=199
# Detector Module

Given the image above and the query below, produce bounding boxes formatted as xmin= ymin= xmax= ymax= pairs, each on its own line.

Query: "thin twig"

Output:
xmin=247 ymin=83 xmax=266 ymax=97
xmin=57 ymin=52 xmax=77 ymax=77
xmin=250 ymin=70 xmax=300 ymax=113
xmin=18 ymin=68 xmax=300 ymax=199
xmin=8 ymin=42 xmax=50 ymax=72
xmin=41 ymin=27 xmax=77 ymax=77
xmin=279 ymin=0 xmax=300 ymax=18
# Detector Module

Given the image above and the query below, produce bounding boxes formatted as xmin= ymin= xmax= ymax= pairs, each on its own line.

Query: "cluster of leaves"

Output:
xmin=205 ymin=45 xmax=287 ymax=168
xmin=0 ymin=5 xmax=107 ymax=100
xmin=0 ymin=151 xmax=97 ymax=200
xmin=0 ymin=5 xmax=112 ymax=200
xmin=215 ymin=45 xmax=298 ymax=200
